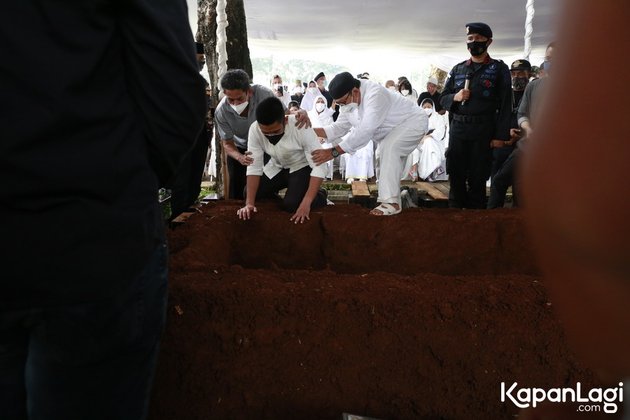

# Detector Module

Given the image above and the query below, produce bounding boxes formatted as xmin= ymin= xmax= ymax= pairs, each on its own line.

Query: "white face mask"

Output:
xmin=401 ymin=89 xmax=410 ymax=96
xmin=315 ymin=102 xmax=326 ymax=112
xmin=308 ymin=87 xmax=318 ymax=95
xmin=230 ymin=101 xmax=249 ymax=114
xmin=388 ymin=86 xmax=397 ymax=92
xmin=339 ymin=103 xmax=358 ymax=114
xmin=423 ymin=107 xmax=433 ymax=116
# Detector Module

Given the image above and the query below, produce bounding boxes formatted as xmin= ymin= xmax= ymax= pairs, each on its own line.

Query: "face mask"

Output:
xmin=401 ymin=89 xmax=410 ymax=96
xmin=265 ymin=132 xmax=284 ymax=145
xmin=308 ymin=87 xmax=318 ymax=95
xmin=388 ymin=86 xmax=397 ymax=92
xmin=424 ymin=107 xmax=433 ymax=116
xmin=512 ymin=77 xmax=529 ymax=91
xmin=467 ymin=40 xmax=488 ymax=57
xmin=339 ymin=103 xmax=358 ymax=114
xmin=315 ymin=102 xmax=326 ymax=112
xmin=273 ymin=83 xmax=282 ymax=90
xmin=230 ymin=101 xmax=249 ymax=114
xmin=543 ymin=60 xmax=552 ymax=74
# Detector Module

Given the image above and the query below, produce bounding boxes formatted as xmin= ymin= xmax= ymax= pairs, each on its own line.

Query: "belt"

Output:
xmin=452 ymin=114 xmax=494 ymax=123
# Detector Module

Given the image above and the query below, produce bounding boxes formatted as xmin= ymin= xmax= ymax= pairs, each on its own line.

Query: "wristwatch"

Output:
xmin=331 ymin=148 xmax=340 ymax=158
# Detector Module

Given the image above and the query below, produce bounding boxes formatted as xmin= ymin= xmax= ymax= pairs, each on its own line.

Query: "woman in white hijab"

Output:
xmin=299 ymin=81 xmax=319 ymax=112
xmin=417 ymin=98 xmax=448 ymax=181
xmin=308 ymin=95 xmax=335 ymax=179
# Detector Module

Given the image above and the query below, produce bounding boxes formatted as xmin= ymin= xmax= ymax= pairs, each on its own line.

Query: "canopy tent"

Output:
xmin=187 ymin=0 xmax=557 ymax=81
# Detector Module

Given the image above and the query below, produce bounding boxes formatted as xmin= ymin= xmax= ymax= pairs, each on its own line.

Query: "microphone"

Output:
xmin=462 ymin=77 xmax=470 ymax=106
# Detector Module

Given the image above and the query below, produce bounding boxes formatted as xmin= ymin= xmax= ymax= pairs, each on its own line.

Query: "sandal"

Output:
xmin=370 ymin=202 xmax=401 ymax=216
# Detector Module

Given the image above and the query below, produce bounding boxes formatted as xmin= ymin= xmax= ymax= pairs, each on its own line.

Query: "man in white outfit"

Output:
xmin=312 ymin=72 xmax=428 ymax=215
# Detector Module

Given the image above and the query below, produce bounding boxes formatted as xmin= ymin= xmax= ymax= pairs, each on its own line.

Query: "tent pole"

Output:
xmin=524 ymin=0 xmax=535 ymax=60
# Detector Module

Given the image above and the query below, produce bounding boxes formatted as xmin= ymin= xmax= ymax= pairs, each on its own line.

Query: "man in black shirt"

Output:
xmin=0 ymin=1 xmax=206 ymax=418
xmin=440 ymin=22 xmax=512 ymax=209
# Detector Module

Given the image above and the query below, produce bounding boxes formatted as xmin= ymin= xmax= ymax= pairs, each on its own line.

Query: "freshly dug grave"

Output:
xmin=149 ymin=202 xmax=596 ymax=420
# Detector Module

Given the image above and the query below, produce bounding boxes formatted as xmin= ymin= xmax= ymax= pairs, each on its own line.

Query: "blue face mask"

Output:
xmin=543 ymin=61 xmax=552 ymax=73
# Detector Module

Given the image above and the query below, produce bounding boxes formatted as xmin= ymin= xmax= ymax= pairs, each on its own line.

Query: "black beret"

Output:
xmin=195 ymin=42 xmax=204 ymax=54
xmin=314 ymin=72 xmax=325 ymax=82
xmin=328 ymin=72 xmax=357 ymax=99
xmin=466 ymin=22 xmax=493 ymax=39
xmin=510 ymin=59 xmax=532 ymax=71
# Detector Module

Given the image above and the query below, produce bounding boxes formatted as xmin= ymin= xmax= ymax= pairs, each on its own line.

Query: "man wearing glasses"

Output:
xmin=311 ymin=72 xmax=428 ymax=215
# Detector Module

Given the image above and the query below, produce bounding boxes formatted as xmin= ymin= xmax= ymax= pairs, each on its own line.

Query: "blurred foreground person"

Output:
xmin=0 ymin=1 xmax=206 ymax=419
xmin=521 ymin=1 xmax=630 ymax=418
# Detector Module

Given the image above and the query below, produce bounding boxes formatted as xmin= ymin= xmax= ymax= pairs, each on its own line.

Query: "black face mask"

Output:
xmin=512 ymin=77 xmax=529 ymax=91
xmin=265 ymin=133 xmax=284 ymax=145
xmin=467 ymin=41 xmax=488 ymax=57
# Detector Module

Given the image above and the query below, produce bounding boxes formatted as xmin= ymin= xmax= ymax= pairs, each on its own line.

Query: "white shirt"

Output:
xmin=323 ymin=79 xmax=426 ymax=154
xmin=246 ymin=115 xmax=327 ymax=180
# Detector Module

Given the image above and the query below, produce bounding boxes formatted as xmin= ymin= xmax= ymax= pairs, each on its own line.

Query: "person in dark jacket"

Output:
xmin=440 ymin=22 xmax=512 ymax=209
xmin=0 ymin=1 xmax=206 ymax=418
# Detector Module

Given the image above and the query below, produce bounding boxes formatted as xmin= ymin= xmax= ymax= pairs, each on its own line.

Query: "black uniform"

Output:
xmin=440 ymin=56 xmax=512 ymax=208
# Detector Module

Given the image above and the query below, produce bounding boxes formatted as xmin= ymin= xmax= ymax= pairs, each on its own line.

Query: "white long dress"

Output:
xmin=417 ymin=110 xmax=448 ymax=181
xmin=308 ymin=96 xmax=336 ymax=179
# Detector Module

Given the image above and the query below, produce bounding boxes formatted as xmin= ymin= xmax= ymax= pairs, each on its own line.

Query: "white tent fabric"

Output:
xmin=239 ymin=0 xmax=557 ymax=64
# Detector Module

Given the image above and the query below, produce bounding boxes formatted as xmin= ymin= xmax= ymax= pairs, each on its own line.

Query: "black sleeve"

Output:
xmin=440 ymin=69 xmax=457 ymax=112
xmin=119 ymin=0 xmax=207 ymax=185
xmin=493 ymin=63 xmax=513 ymax=140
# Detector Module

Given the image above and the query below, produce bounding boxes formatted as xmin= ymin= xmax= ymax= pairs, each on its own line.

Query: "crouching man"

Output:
xmin=237 ymin=97 xmax=328 ymax=223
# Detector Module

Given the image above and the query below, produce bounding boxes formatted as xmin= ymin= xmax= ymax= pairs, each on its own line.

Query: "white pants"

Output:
xmin=376 ymin=116 xmax=427 ymax=205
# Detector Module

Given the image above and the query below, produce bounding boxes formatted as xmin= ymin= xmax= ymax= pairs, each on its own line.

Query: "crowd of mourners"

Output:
xmin=205 ymin=22 xmax=555 ymax=219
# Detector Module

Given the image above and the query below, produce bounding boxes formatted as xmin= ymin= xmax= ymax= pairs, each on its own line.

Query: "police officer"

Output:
xmin=440 ymin=22 xmax=512 ymax=208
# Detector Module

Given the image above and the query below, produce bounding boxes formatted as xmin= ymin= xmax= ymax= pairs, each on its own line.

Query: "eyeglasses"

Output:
xmin=336 ymin=90 xmax=353 ymax=106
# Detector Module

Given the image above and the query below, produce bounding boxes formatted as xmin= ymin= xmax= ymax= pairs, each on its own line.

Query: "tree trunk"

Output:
xmin=197 ymin=0 xmax=253 ymax=198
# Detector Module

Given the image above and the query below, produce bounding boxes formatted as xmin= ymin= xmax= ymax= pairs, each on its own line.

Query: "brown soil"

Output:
xmin=149 ymin=202 xmax=596 ymax=420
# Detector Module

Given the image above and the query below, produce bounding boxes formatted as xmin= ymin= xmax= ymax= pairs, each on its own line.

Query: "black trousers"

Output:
xmin=0 ymin=243 xmax=168 ymax=420
xmin=488 ymin=148 xmax=520 ymax=209
xmin=169 ymin=124 xmax=210 ymax=218
xmin=446 ymin=120 xmax=494 ymax=209
xmin=491 ymin=145 xmax=514 ymax=178
xmin=253 ymin=166 xmax=327 ymax=212
xmin=226 ymin=146 xmax=247 ymax=200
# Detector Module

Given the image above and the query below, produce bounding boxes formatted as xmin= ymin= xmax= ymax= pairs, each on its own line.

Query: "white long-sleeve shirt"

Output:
xmin=323 ymin=79 xmax=427 ymax=154
xmin=246 ymin=115 xmax=327 ymax=180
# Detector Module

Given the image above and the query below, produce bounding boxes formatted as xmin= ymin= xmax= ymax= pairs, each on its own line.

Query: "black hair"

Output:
xmin=288 ymin=101 xmax=299 ymax=109
xmin=220 ymin=69 xmax=251 ymax=91
xmin=256 ymin=97 xmax=285 ymax=125
xmin=399 ymin=79 xmax=412 ymax=91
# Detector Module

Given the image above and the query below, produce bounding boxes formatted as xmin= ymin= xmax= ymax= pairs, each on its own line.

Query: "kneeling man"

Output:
xmin=237 ymin=97 xmax=328 ymax=223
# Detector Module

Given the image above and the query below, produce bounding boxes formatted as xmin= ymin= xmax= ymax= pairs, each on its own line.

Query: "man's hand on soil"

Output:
xmin=237 ymin=204 xmax=257 ymax=220
xmin=289 ymin=204 xmax=311 ymax=224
